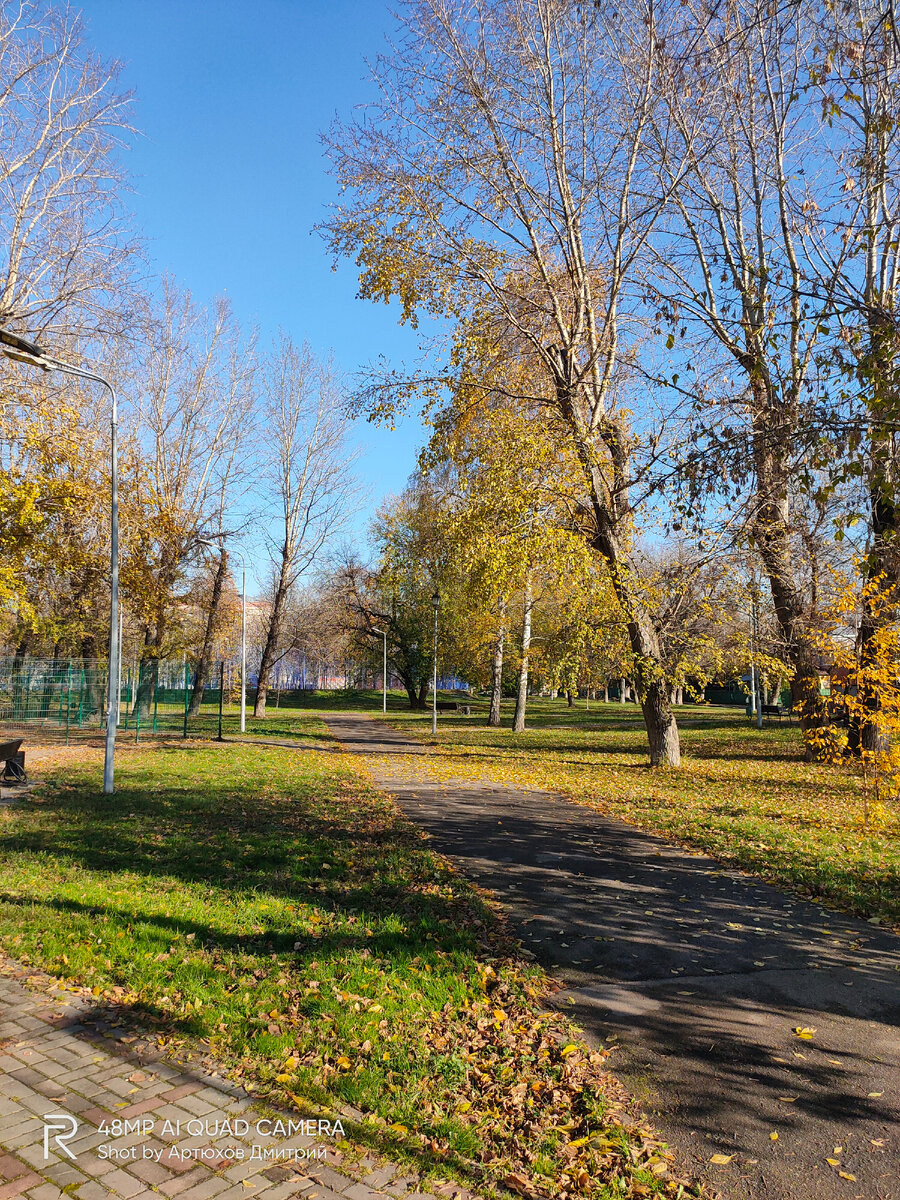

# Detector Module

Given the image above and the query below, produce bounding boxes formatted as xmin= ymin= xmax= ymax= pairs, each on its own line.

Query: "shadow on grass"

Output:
xmin=0 ymin=745 xmax=514 ymax=1188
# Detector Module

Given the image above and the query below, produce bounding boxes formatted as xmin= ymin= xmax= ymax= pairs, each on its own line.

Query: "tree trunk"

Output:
xmin=566 ymin=689 xmax=574 ymax=707
xmin=746 ymin=374 xmax=825 ymax=756
xmin=603 ymin=683 xmax=609 ymax=702
xmin=488 ymin=609 xmax=505 ymax=727
xmin=512 ymin=576 xmax=533 ymax=733
xmin=188 ymin=550 xmax=228 ymax=717
xmin=417 ymin=678 xmax=429 ymax=708
xmin=254 ymin=564 xmax=290 ymax=718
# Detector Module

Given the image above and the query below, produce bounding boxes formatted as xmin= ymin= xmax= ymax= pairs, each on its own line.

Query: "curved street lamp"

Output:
xmin=1 ymin=329 xmax=120 ymax=794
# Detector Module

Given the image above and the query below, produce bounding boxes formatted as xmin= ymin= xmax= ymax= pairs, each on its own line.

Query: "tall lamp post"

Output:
xmin=1 ymin=329 xmax=120 ymax=794
xmin=431 ymin=590 xmax=440 ymax=735
xmin=371 ymin=627 xmax=387 ymax=713
xmin=197 ymin=537 xmax=248 ymax=734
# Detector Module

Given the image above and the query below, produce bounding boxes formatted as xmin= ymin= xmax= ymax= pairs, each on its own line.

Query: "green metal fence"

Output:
xmin=0 ymin=657 xmax=230 ymax=744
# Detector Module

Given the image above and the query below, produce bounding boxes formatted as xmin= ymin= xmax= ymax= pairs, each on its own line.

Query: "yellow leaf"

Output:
xmin=826 ymin=1158 xmax=841 ymax=1166
xmin=777 ymin=1097 xmax=798 ymax=1103
xmin=838 ymin=1172 xmax=857 ymax=1182
xmin=769 ymin=1132 xmax=778 ymax=1141
xmin=389 ymin=1122 xmax=408 ymax=1134
xmin=456 ymin=1100 xmax=471 ymax=1112
xmin=867 ymin=1091 xmax=883 ymax=1098
xmin=275 ymin=1073 xmax=293 ymax=1084
xmin=793 ymin=1026 xmax=816 ymax=1039
xmin=709 ymin=1154 xmax=734 ymax=1164
xmin=560 ymin=1044 xmax=578 ymax=1057
xmin=335 ymin=1056 xmax=351 ymax=1070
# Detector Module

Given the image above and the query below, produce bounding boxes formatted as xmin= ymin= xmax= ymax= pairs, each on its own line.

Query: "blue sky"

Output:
xmin=78 ymin=0 xmax=426 ymax=583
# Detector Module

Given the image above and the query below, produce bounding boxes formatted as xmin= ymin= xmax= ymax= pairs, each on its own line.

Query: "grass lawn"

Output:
xmin=0 ymin=730 xmax=690 ymax=1200
xmin=367 ymin=696 xmax=900 ymax=927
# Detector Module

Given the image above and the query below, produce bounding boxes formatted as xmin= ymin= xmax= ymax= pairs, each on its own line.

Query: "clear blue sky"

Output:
xmin=78 ymin=0 xmax=425 ymax=579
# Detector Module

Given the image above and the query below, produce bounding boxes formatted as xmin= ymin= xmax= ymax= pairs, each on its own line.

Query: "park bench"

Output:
xmin=761 ymin=704 xmax=793 ymax=723
xmin=436 ymin=701 xmax=471 ymax=715
xmin=0 ymin=738 xmax=26 ymax=784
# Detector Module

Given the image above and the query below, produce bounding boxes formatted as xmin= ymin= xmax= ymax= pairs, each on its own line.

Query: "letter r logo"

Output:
xmin=43 ymin=1113 xmax=79 ymax=1160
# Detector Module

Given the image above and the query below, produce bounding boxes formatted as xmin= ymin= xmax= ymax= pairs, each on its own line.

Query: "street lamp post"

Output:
xmin=431 ymin=590 xmax=440 ymax=735
xmin=197 ymin=538 xmax=248 ymax=734
xmin=371 ymin=628 xmax=387 ymax=713
xmin=1 ymin=329 xmax=120 ymax=794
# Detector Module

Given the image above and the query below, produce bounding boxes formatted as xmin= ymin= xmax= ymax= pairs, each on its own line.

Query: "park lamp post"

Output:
xmin=0 ymin=329 xmax=120 ymax=794
xmin=197 ymin=536 xmax=248 ymax=734
xmin=431 ymin=589 xmax=440 ymax=735
xmin=371 ymin=627 xmax=387 ymax=712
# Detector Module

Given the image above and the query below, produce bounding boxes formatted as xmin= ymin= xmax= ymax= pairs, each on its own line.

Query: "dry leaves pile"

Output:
xmin=410 ymin=966 xmax=699 ymax=1198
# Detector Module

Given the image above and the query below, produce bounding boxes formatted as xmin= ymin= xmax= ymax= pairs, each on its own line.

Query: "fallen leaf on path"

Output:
xmin=794 ymin=1026 xmax=816 ymax=1039
xmin=709 ymin=1154 xmax=734 ymax=1164
xmin=769 ymin=1132 xmax=778 ymax=1141
xmin=867 ymin=1091 xmax=883 ymax=1097
xmin=838 ymin=1171 xmax=857 ymax=1182
xmin=777 ymin=1097 xmax=798 ymax=1103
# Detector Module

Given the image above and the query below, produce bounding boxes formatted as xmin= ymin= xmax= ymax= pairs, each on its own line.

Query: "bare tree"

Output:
xmin=323 ymin=0 xmax=694 ymax=765
xmin=645 ymin=0 xmax=846 ymax=747
xmin=803 ymin=1 xmax=900 ymax=748
xmin=0 ymin=0 xmax=136 ymax=340
xmin=127 ymin=282 xmax=255 ymax=715
xmin=252 ymin=335 xmax=359 ymax=718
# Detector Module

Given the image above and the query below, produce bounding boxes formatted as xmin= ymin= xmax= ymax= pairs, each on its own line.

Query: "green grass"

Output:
xmin=367 ymin=697 xmax=900 ymax=926
xmin=0 ymin=732 xmax=690 ymax=1199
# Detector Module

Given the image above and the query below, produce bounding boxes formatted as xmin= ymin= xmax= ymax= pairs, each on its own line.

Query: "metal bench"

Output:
xmin=761 ymin=704 xmax=792 ymax=722
xmin=0 ymin=738 xmax=26 ymax=784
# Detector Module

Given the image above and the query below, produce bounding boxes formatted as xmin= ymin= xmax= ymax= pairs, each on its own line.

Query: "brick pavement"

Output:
xmin=0 ymin=972 xmax=462 ymax=1200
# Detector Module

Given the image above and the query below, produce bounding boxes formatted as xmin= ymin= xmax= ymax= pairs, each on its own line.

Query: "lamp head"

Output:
xmin=0 ymin=329 xmax=52 ymax=371
xmin=431 ymin=590 xmax=440 ymax=609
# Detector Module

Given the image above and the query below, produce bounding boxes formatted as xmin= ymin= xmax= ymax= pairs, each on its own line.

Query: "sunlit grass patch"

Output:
xmin=377 ymin=700 xmax=900 ymax=926
xmin=0 ymin=738 xmax=692 ymax=1199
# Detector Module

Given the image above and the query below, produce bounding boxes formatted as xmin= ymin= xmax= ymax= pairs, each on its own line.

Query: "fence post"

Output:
xmin=135 ymin=663 xmax=141 ymax=744
xmin=65 ymin=662 xmax=72 ymax=746
xmin=183 ymin=660 xmax=189 ymax=739
xmin=218 ymin=661 xmax=225 ymax=741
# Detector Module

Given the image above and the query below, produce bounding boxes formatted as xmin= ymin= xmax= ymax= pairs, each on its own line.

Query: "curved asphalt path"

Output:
xmin=324 ymin=714 xmax=900 ymax=1200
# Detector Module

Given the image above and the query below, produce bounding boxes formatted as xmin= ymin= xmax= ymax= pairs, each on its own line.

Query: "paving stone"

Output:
xmin=24 ymin=1185 xmax=64 ymax=1200
xmin=127 ymin=1158 xmax=173 ymax=1185
xmin=73 ymin=1183 xmax=112 ymax=1200
xmin=159 ymin=1165 xmax=213 ymax=1196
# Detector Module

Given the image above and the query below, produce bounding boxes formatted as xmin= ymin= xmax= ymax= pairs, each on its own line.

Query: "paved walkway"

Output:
xmin=324 ymin=715 xmax=900 ymax=1200
xmin=0 ymin=969 xmax=449 ymax=1200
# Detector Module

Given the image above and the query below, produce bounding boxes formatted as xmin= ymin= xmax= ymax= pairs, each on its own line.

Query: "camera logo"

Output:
xmin=42 ymin=1113 xmax=79 ymax=1160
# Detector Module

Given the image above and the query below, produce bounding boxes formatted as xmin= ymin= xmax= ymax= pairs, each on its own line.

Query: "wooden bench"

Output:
xmin=0 ymin=738 xmax=26 ymax=784
xmin=436 ymin=702 xmax=471 ymax=715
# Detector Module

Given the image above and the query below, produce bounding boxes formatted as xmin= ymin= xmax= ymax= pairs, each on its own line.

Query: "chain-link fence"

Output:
xmin=0 ymin=657 xmax=231 ymax=744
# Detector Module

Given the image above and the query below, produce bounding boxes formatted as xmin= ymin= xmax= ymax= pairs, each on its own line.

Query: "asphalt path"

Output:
xmin=324 ymin=714 xmax=900 ymax=1200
